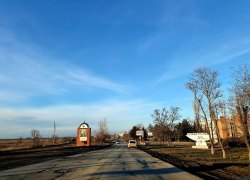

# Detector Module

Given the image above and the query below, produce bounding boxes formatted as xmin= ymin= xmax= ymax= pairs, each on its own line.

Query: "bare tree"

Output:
xmin=229 ymin=60 xmax=250 ymax=161
xmin=96 ymin=118 xmax=109 ymax=144
xmin=147 ymin=123 xmax=154 ymax=132
xmin=153 ymin=124 xmax=165 ymax=144
xmin=185 ymin=66 xmax=226 ymax=158
xmin=229 ymin=60 xmax=250 ymax=99
xmin=218 ymin=99 xmax=229 ymax=137
xmin=30 ymin=129 xmax=41 ymax=145
xmin=228 ymin=96 xmax=239 ymax=137
xmin=151 ymin=107 xmax=181 ymax=146
xmin=16 ymin=137 xmax=23 ymax=148
xmin=192 ymin=98 xmax=202 ymax=132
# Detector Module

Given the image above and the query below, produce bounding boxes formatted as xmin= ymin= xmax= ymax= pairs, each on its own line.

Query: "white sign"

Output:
xmin=148 ymin=132 xmax=153 ymax=136
xmin=136 ymin=130 xmax=144 ymax=136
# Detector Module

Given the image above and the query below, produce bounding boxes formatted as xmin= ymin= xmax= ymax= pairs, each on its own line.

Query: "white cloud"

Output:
xmin=0 ymin=98 xmax=173 ymax=138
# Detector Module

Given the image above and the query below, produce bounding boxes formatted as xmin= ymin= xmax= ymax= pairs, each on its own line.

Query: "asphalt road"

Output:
xmin=0 ymin=141 xmax=202 ymax=180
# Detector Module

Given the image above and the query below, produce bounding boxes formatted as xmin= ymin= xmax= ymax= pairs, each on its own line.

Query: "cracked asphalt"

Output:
xmin=0 ymin=141 xmax=202 ymax=180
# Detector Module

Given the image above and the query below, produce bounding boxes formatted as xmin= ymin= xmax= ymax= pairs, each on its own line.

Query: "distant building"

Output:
xmin=199 ymin=115 xmax=250 ymax=139
xmin=217 ymin=115 xmax=250 ymax=139
xmin=115 ymin=133 xmax=124 ymax=137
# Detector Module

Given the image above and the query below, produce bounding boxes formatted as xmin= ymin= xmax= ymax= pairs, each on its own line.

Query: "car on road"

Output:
xmin=116 ymin=141 xmax=120 ymax=144
xmin=128 ymin=140 xmax=137 ymax=149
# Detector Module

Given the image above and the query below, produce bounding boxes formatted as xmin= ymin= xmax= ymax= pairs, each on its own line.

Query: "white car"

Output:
xmin=128 ymin=140 xmax=137 ymax=149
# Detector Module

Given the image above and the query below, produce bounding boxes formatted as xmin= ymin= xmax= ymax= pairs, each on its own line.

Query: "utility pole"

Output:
xmin=53 ymin=121 xmax=57 ymax=144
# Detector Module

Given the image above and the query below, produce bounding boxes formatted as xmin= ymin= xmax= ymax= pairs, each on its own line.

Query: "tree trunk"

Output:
xmin=222 ymin=147 xmax=226 ymax=159
xmin=216 ymin=124 xmax=226 ymax=159
xmin=210 ymin=102 xmax=226 ymax=159
xmin=197 ymin=98 xmax=215 ymax=155
xmin=211 ymin=143 xmax=214 ymax=154
xmin=236 ymin=106 xmax=250 ymax=161
xmin=232 ymin=114 xmax=239 ymax=137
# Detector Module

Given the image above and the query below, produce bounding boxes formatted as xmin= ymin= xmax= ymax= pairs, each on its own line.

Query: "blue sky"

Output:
xmin=1 ymin=0 xmax=250 ymax=138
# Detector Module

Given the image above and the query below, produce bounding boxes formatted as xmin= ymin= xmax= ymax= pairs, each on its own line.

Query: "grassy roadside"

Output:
xmin=138 ymin=144 xmax=250 ymax=180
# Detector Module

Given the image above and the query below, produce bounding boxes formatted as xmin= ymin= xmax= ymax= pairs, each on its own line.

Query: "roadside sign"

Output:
xmin=136 ymin=130 xmax=144 ymax=136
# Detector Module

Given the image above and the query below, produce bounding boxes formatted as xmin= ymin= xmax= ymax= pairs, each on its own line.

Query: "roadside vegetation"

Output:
xmin=139 ymin=143 xmax=250 ymax=180
xmin=128 ymin=60 xmax=250 ymax=179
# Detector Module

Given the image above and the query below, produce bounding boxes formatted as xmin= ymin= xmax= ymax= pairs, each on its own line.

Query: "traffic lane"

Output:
xmin=84 ymin=143 xmax=202 ymax=180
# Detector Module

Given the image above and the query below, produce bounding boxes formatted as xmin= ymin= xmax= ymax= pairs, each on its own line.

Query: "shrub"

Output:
xmin=222 ymin=137 xmax=249 ymax=147
xmin=62 ymin=137 xmax=71 ymax=144
xmin=71 ymin=137 xmax=76 ymax=143
xmin=16 ymin=137 xmax=23 ymax=148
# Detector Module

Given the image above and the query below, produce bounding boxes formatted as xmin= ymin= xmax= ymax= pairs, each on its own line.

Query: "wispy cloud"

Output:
xmin=0 ymin=95 xmax=195 ymax=138
xmin=0 ymin=34 xmax=128 ymax=103
xmin=0 ymin=99 xmax=151 ymax=138
xmin=68 ymin=71 xmax=126 ymax=92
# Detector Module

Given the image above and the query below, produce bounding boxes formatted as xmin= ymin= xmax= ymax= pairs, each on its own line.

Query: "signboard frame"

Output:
xmin=136 ymin=130 xmax=144 ymax=137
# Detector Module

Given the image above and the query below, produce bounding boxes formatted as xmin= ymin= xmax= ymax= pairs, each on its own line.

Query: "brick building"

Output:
xmin=199 ymin=116 xmax=250 ymax=139
xmin=217 ymin=116 xmax=250 ymax=139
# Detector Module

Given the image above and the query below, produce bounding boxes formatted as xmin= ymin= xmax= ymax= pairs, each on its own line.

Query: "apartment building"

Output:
xmin=199 ymin=116 xmax=250 ymax=139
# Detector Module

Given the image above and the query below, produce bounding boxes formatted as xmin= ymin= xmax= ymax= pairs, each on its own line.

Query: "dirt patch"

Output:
xmin=138 ymin=145 xmax=250 ymax=180
xmin=0 ymin=144 xmax=111 ymax=171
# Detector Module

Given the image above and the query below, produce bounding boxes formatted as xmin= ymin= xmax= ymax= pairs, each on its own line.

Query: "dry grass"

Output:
xmin=0 ymin=137 xmax=76 ymax=151
xmin=0 ymin=137 xmax=111 ymax=151
xmin=140 ymin=143 xmax=250 ymax=179
xmin=150 ymin=147 xmax=250 ymax=164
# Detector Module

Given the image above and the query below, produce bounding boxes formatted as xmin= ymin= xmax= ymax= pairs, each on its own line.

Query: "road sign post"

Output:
xmin=136 ymin=130 xmax=144 ymax=143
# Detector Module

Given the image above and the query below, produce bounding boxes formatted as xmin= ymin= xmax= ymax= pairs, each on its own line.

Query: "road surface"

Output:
xmin=0 ymin=141 xmax=202 ymax=180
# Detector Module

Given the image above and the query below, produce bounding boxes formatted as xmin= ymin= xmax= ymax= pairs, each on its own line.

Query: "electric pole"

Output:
xmin=53 ymin=121 xmax=57 ymax=144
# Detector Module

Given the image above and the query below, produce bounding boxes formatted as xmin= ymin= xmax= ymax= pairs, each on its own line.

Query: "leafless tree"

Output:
xmin=153 ymin=124 xmax=166 ymax=144
xmin=30 ymin=129 xmax=40 ymax=143
xmin=30 ymin=129 xmax=41 ymax=147
xmin=16 ymin=137 xmax=23 ymax=148
xmin=229 ymin=60 xmax=250 ymax=161
xmin=192 ymin=98 xmax=202 ymax=132
xmin=123 ymin=133 xmax=129 ymax=141
xmin=185 ymin=66 xmax=226 ymax=158
xmin=228 ymin=96 xmax=239 ymax=137
xmin=96 ymin=118 xmax=109 ymax=144
xmin=229 ymin=60 xmax=250 ymax=100
xmin=218 ymin=99 xmax=229 ymax=137
xmin=151 ymin=107 xmax=181 ymax=146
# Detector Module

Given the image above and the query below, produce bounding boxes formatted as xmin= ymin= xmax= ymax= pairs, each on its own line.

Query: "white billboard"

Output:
xmin=136 ymin=130 xmax=144 ymax=137
xmin=148 ymin=132 xmax=153 ymax=136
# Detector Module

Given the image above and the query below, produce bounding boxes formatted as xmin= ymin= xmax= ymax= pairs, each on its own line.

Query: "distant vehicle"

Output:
xmin=128 ymin=140 xmax=137 ymax=149
xmin=116 ymin=141 xmax=120 ymax=144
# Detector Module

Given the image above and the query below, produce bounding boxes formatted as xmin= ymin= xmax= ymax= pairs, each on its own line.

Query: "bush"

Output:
xmin=16 ymin=137 xmax=23 ymax=148
xmin=63 ymin=137 xmax=76 ymax=144
xmin=71 ymin=137 xmax=76 ymax=143
xmin=222 ymin=137 xmax=249 ymax=147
